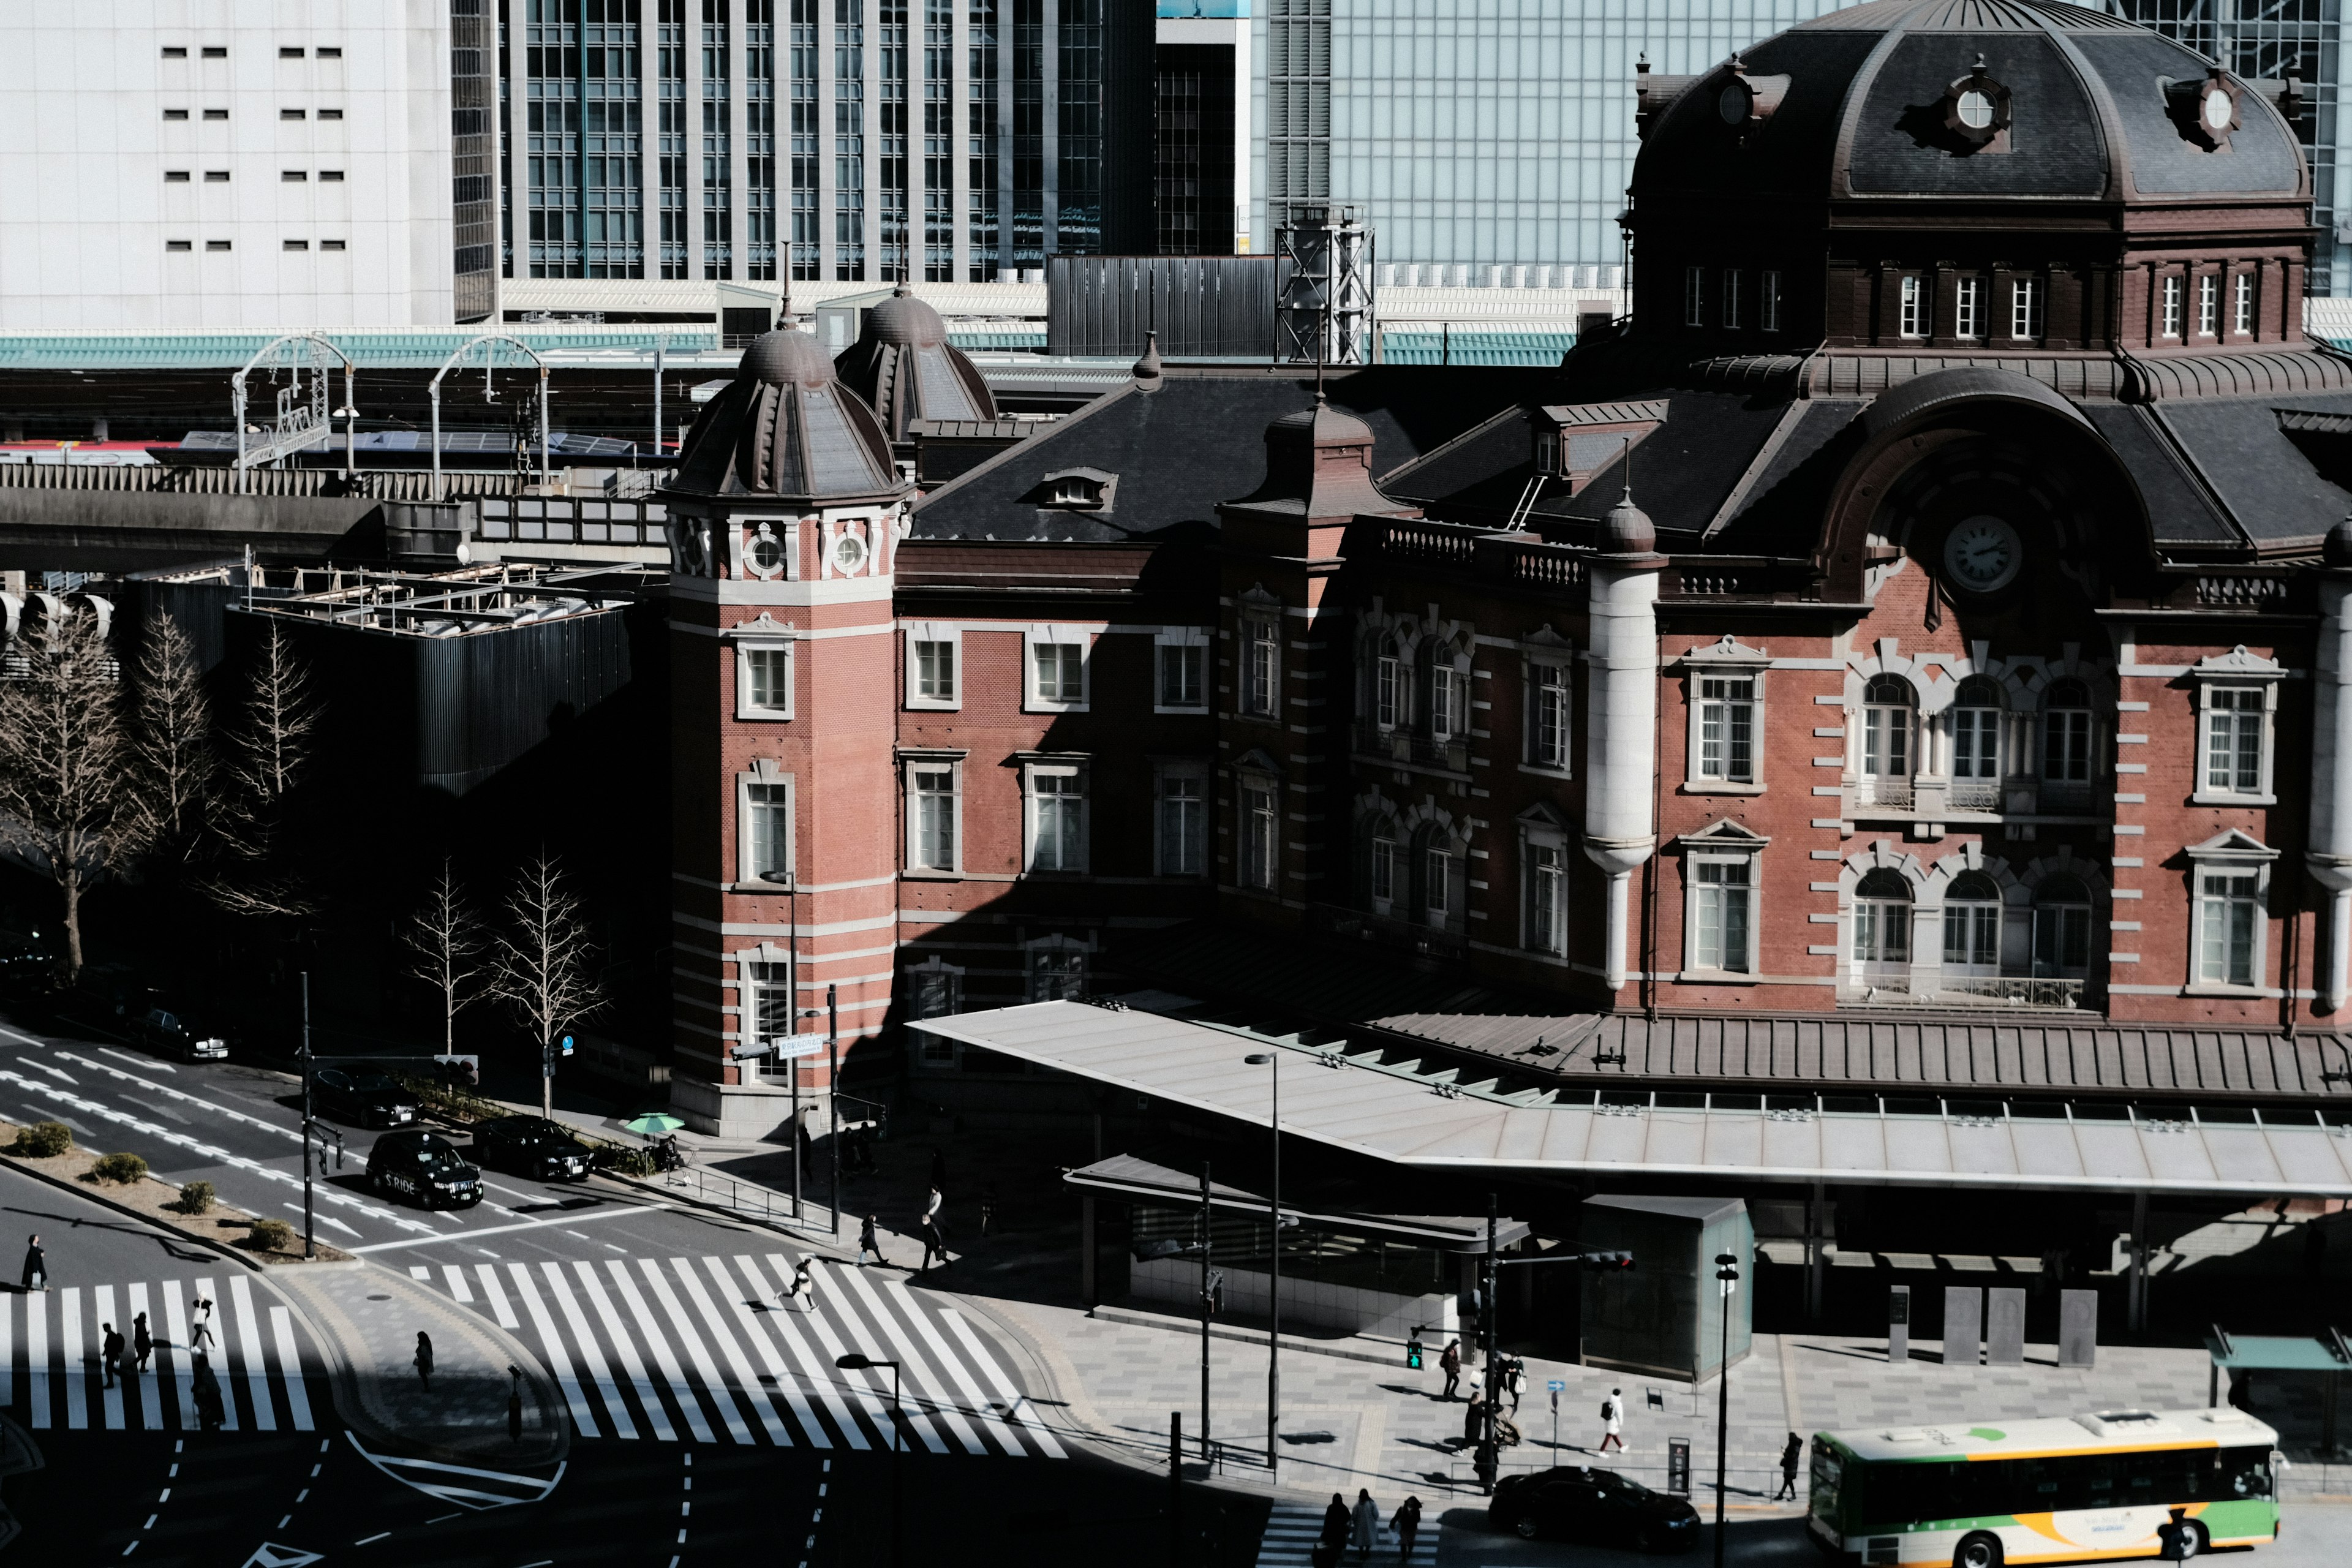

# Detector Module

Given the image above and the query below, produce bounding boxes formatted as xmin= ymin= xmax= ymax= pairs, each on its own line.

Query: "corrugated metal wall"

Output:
xmin=1046 ymin=255 xmax=1289 ymax=357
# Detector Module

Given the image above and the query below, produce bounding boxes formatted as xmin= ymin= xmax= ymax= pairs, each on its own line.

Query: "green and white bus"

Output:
xmin=1808 ymin=1408 xmax=2281 ymax=1568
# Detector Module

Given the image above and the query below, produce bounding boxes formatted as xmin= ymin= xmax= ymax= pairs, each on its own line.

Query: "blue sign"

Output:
xmin=1547 ymin=1379 xmax=1566 ymax=1393
xmin=560 ymin=1035 xmax=575 ymax=1056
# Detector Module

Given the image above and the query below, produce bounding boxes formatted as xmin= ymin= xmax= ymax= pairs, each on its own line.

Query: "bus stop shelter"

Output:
xmin=2205 ymin=1329 xmax=2351 ymax=1457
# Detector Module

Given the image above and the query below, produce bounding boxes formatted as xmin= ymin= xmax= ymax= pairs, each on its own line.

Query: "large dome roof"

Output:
xmin=1634 ymin=0 xmax=2307 ymax=207
xmin=663 ymin=327 xmax=904 ymax=503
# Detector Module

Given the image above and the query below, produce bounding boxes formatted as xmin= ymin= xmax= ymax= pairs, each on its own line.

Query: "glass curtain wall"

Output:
xmin=748 ymin=0 xmax=778 ymax=278
xmin=837 ymin=0 xmax=868 ymax=279
xmin=881 ymin=1 xmax=911 ymax=281
xmin=452 ymin=0 xmax=498 ymax=315
xmin=1057 ymin=0 xmax=1104 ymax=254
xmin=702 ymin=0 xmax=733 ymax=277
xmin=523 ymin=1 xmax=644 ymax=279
xmin=2116 ymin=1 xmax=2340 ymax=292
xmin=925 ymin=0 xmax=956 ymax=279
xmin=659 ymin=0 xmax=688 ymax=277
xmin=1012 ymin=0 xmax=1044 ymax=270
xmin=970 ymin=0 xmax=1000 ymax=277
xmin=791 ymin=0 xmax=822 ymax=278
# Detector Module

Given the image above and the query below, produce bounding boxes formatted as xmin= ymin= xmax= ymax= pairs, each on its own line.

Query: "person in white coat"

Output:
xmin=1349 ymin=1489 xmax=1381 ymax=1562
xmin=1600 ymin=1386 xmax=1627 ymax=1453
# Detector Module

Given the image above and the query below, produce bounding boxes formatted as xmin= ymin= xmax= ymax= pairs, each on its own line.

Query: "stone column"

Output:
xmin=2307 ymin=529 xmax=2352 ymax=1012
xmin=1581 ymin=495 xmax=1664 ymax=995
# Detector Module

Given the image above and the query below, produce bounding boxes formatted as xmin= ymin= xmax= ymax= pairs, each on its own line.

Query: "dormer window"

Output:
xmin=1940 ymin=58 xmax=2013 ymax=152
xmin=1050 ymin=477 xmax=1101 ymax=507
xmin=1532 ymin=401 xmax=1666 ymax=492
xmin=1038 ymin=467 xmax=1117 ymax=511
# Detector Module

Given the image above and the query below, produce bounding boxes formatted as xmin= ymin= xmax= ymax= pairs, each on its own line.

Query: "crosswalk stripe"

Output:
xmin=59 ymin=1287 xmax=86 ymax=1429
xmin=842 ymin=1267 xmax=995 ymax=1455
xmin=504 ymin=1263 xmax=602 ymax=1437
xmin=229 ymin=1276 xmax=276 ymax=1432
xmin=634 ymin=1257 xmax=756 ymax=1446
xmin=23 ymin=1285 xmax=45 ymax=1428
xmin=94 ymin=1284 xmax=125 ymax=1430
xmin=0 ymin=1277 xmax=11 ymax=1411
xmin=876 ymin=1276 xmax=1024 ymax=1456
xmin=409 ymin=1266 xmax=431 ymax=1282
xmin=194 ymin=1278 xmax=236 ymax=1432
xmin=755 ymin=1254 xmax=899 ymax=1451
xmin=129 ymin=1283 xmax=163 ymax=1431
xmin=568 ymin=1261 xmax=675 ymax=1442
xmin=940 ymin=1307 xmax=1068 ymax=1459
xmin=729 ymin=1256 xmax=869 ymax=1452
xmin=538 ymin=1262 xmax=641 ymax=1441
xmin=667 ymin=1257 xmax=794 ymax=1446
xmin=602 ymin=1259 xmax=718 ymax=1444
xmin=442 ymin=1265 xmax=475 ymax=1305
xmin=270 ymin=1308 xmax=315 ymax=1431
xmin=1252 ymin=1503 xmax=1438 ymax=1567
xmin=823 ymin=1261 xmax=951 ymax=1454
xmin=473 ymin=1262 xmax=519 ymax=1330
xmin=829 ymin=1260 xmax=968 ymax=1454
xmin=160 ymin=1280 xmax=192 ymax=1428
xmin=695 ymin=1256 xmax=827 ymax=1449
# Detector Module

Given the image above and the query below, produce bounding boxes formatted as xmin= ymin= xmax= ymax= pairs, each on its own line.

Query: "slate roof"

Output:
xmin=909 ymin=365 xmax=1559 ymax=542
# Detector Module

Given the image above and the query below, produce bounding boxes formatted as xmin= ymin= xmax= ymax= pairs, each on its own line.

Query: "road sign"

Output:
xmin=1547 ymin=1379 xmax=1566 ymax=1393
xmin=560 ymin=1034 xmax=575 ymax=1056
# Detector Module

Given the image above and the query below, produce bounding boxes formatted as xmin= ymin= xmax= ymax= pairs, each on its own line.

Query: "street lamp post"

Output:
xmin=1713 ymin=1250 xmax=1740 ymax=1568
xmin=1243 ymin=1051 xmax=1281 ymax=1478
xmin=1199 ymin=1159 xmax=1213 ymax=1461
xmin=837 ymin=1351 xmax=902 ymax=1567
xmin=801 ymin=982 xmax=842 ymax=1236
xmin=300 ymin=971 xmax=314 ymax=1259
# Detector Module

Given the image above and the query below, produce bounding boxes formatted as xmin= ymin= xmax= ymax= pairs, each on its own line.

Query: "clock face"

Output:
xmin=1942 ymin=515 xmax=2022 ymax=592
xmin=2203 ymin=86 xmax=2234 ymax=131
xmin=1717 ymin=83 xmax=1750 ymax=125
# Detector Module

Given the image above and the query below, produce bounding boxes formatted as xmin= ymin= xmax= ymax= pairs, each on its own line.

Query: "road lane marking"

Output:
xmin=99 ymin=1048 xmax=174 ymax=1072
xmin=132 ymin=1281 xmax=167 ymax=1429
xmin=940 ymin=1308 xmax=1067 ymax=1457
xmin=440 ymin=1266 xmax=474 ymax=1304
xmin=696 ymin=1255 xmax=827 ymax=1449
xmin=230 ymin=1276 xmax=276 ymax=1432
xmin=160 ymin=1282 xmax=192 ymax=1427
xmin=346 ymin=1203 xmax=669 ymax=1253
xmin=837 ymin=1267 xmax=987 ymax=1455
xmin=95 ymin=1283 xmax=126 ymax=1430
xmin=271 ymin=1306 xmax=316 ymax=1430
xmin=534 ymin=1262 xmax=638 ymax=1440
xmin=472 ymin=1264 xmax=519 ymax=1330
xmin=567 ymin=1260 xmax=675 ymax=1441
xmin=281 ymin=1203 xmax=361 ymax=1237
xmin=729 ymin=1255 xmax=868 ymax=1451
xmin=194 ymin=1278 xmax=237 ymax=1432
xmin=59 ymin=1287 xmax=87 ymax=1430
xmin=25 ymin=1287 xmax=48 ymax=1427
xmin=668 ymin=1258 xmax=793 ymax=1446
xmin=503 ymin=1264 xmax=601 ymax=1436
xmin=601 ymin=1260 xmax=717 ymax=1444
xmin=19 ymin=1059 xmax=77 ymax=1083
xmin=634 ymin=1259 xmax=755 ymax=1445
xmin=829 ymin=1263 xmax=958 ymax=1453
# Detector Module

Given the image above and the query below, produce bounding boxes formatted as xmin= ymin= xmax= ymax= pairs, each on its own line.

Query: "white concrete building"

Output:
xmin=0 ymin=2 xmax=459 ymax=329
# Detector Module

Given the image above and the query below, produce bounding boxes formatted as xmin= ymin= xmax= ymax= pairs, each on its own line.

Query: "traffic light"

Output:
xmin=1406 ymin=1336 xmax=1424 ymax=1371
xmin=1583 ymin=1250 xmax=1635 ymax=1272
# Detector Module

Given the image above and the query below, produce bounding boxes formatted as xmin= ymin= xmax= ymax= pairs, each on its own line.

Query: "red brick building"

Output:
xmin=665 ymin=5 xmax=2352 ymax=1136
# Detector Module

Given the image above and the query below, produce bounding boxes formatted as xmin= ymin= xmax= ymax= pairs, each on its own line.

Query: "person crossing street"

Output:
xmin=20 ymin=1234 xmax=45 ymax=1292
xmin=1776 ymin=1432 xmax=1804 ymax=1501
xmin=100 ymin=1322 xmax=124 ymax=1389
xmin=1349 ymin=1489 xmax=1381 ymax=1562
xmin=132 ymin=1313 xmax=153 ymax=1374
xmin=1390 ymin=1496 xmax=1423 ymax=1562
xmin=858 ymin=1213 xmax=889 ymax=1267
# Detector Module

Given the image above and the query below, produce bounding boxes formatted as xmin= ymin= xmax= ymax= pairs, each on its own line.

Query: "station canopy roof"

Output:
xmin=910 ymin=1000 xmax=2352 ymax=1198
xmin=1063 ymin=1153 xmax=1531 ymax=1252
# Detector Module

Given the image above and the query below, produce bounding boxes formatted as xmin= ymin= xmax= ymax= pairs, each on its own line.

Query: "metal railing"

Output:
xmin=1948 ymin=778 xmax=2002 ymax=810
xmin=1856 ymin=777 xmax=1913 ymax=809
xmin=1352 ymin=724 xmax=1470 ymax=774
xmin=654 ymin=1164 xmax=835 ymax=1232
xmin=1937 ymin=976 xmax=2087 ymax=1009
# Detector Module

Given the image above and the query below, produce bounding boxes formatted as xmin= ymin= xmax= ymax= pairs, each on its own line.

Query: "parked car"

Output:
xmin=1487 ymin=1467 xmax=1700 ymax=1552
xmin=311 ymin=1067 xmax=422 ymax=1130
xmin=472 ymin=1117 xmax=592 ymax=1182
xmin=131 ymin=1005 xmax=230 ymax=1061
xmin=366 ymin=1129 xmax=483 ymax=1210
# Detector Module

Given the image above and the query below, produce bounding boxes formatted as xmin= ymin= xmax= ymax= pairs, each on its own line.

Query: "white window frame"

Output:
xmin=1954 ymin=275 xmax=1982 ymax=340
xmin=1859 ymin=675 xmax=1915 ymax=800
xmin=1022 ymin=758 xmax=1089 ymax=873
xmin=2029 ymin=880 xmax=2094 ymax=980
xmin=2011 ymin=276 xmax=2043 ymax=341
xmin=1681 ymin=639 xmax=1768 ymax=793
xmin=1153 ymin=627 xmax=1210 ymax=713
xmin=2162 ymin=273 xmax=2183 ymax=339
xmin=2198 ymin=272 xmax=2218 ymax=337
xmin=1760 ymin=270 xmax=1782 ymax=333
xmin=736 ymin=638 xmax=794 ymax=720
xmin=1678 ymin=823 xmax=1766 ymax=980
xmin=1525 ymin=655 xmax=1572 ymax=775
xmin=1242 ymin=615 xmax=1281 ymax=717
xmin=1154 ymin=761 xmax=1209 ymax=878
xmin=1427 ymin=645 xmax=1469 ymax=742
xmin=2187 ymin=832 xmax=2278 ymax=993
xmin=1898 ymin=274 xmax=1924 ymax=338
xmin=902 ymin=752 xmax=963 ymax=874
xmin=903 ymin=623 xmax=962 ymax=710
xmin=905 ymin=957 xmax=966 ymax=1066
xmin=736 ymin=953 xmax=796 ymax=1079
xmin=731 ymin=516 xmax=798 ymax=581
xmin=1024 ymin=933 xmax=1093 ymax=1001
xmin=1684 ymin=266 xmax=1704 ymax=327
xmin=1417 ymin=829 xmax=1462 ymax=932
xmin=1721 ymin=267 xmax=1742 ymax=330
xmin=735 ymin=767 xmax=794 ymax=886
xmin=1850 ymin=869 xmax=1915 ymax=986
xmin=2191 ymin=649 xmax=2284 ymax=807
xmin=1942 ymin=876 xmax=2005 ymax=976
xmin=1521 ymin=816 xmax=1570 ymax=958
xmin=1373 ymin=633 xmax=1409 ymax=732
xmin=1238 ymin=772 xmax=1280 ymax=892
xmin=2233 ymin=270 xmax=2254 ymax=336
xmin=1023 ymin=626 xmax=1092 ymax=714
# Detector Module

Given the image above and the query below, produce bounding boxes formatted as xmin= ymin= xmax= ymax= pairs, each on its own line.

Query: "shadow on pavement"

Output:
xmin=1436 ymin=1511 xmax=1813 ymax=1565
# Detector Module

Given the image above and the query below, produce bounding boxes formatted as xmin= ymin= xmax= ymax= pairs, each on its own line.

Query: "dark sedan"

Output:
xmin=132 ymin=1005 xmax=230 ymax=1061
xmin=472 ymin=1117 xmax=592 ymax=1182
xmin=310 ymin=1067 xmax=421 ymax=1130
xmin=1488 ymin=1466 xmax=1700 ymax=1552
xmin=366 ymin=1129 xmax=483 ymax=1210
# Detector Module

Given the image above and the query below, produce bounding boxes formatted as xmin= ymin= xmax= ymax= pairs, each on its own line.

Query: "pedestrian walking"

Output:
xmin=1462 ymin=1391 xmax=1485 ymax=1448
xmin=20 ymin=1234 xmax=45 ymax=1292
xmin=132 ymin=1313 xmax=153 ymax=1374
xmin=101 ymin=1322 xmax=124 ymax=1389
xmin=1350 ymin=1488 xmax=1381 ymax=1562
xmin=782 ymin=1254 xmax=817 ymax=1313
xmin=1438 ymin=1338 xmax=1461 ymax=1400
xmin=1776 ymin=1432 xmax=1804 ymax=1501
xmin=1391 ymin=1496 xmax=1423 ymax=1562
xmin=1599 ymin=1387 xmax=1626 ymax=1453
xmin=1504 ymin=1355 xmax=1526 ymax=1417
xmin=858 ymin=1213 xmax=889 ymax=1267
xmin=414 ymin=1332 xmax=435 ymax=1392
xmin=918 ymin=1216 xmax=949 ymax=1272
xmin=1321 ymin=1493 xmax=1349 ymax=1548
xmin=190 ymin=1355 xmax=224 ymax=1431
xmin=189 ymin=1297 xmax=217 ymax=1354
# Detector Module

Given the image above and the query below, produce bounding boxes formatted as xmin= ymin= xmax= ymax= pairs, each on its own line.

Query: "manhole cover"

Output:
xmin=366 ymin=1294 xmax=391 ymax=1301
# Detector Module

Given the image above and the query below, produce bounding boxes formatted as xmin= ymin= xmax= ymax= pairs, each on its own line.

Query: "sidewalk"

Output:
xmin=269 ymin=1261 xmax=567 ymax=1468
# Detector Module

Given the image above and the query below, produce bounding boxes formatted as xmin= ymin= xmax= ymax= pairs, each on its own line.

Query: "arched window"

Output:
xmin=2032 ymin=875 xmax=2092 ymax=979
xmin=1425 ymin=642 xmax=1469 ymax=744
xmin=2041 ymin=678 xmax=2094 ymax=806
xmin=1950 ymin=677 xmax=2004 ymax=809
xmin=1852 ymin=867 xmax=1913 ymax=983
xmin=1861 ymin=676 xmax=1915 ymax=805
xmin=1373 ymin=634 xmax=1407 ymax=732
xmin=1942 ymin=870 xmax=2003 ymax=974
xmin=1412 ymin=823 xmax=1466 ymax=932
xmin=1367 ymin=815 xmax=1403 ymax=913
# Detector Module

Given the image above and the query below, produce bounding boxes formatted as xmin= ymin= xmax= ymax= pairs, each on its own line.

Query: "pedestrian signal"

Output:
xmin=1406 ymin=1337 xmax=1424 ymax=1370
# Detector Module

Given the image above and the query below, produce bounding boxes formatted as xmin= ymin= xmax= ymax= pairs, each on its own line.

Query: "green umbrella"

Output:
xmin=623 ymin=1112 xmax=685 ymax=1138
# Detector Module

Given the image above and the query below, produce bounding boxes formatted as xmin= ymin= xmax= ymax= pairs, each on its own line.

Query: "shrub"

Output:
xmin=177 ymin=1180 xmax=216 ymax=1215
xmin=12 ymin=1121 xmax=72 ymax=1158
xmin=91 ymin=1152 xmax=148 ymax=1184
xmin=246 ymin=1218 xmax=296 ymax=1252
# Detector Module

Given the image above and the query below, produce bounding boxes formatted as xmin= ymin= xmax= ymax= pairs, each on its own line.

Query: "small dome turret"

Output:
xmin=2328 ymin=514 xmax=2352 ymax=568
xmin=834 ymin=286 xmax=998 ymax=443
xmin=663 ymin=326 xmax=904 ymax=503
xmin=1602 ymin=489 xmax=1657 ymax=556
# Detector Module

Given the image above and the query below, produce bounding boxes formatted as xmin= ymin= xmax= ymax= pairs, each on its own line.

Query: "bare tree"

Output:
xmin=403 ymin=859 xmax=487 ymax=1055
xmin=489 ymin=851 xmax=608 ymax=1118
xmin=0 ymin=607 xmax=151 ymax=978
xmin=129 ymin=606 xmax=216 ymax=850
xmin=202 ymin=619 xmax=323 ymax=918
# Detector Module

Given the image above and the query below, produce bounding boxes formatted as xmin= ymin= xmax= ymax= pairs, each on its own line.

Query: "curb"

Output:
xmin=598 ymin=1169 xmax=854 ymax=1256
xmin=1090 ymin=1302 xmax=1415 ymax=1369
xmin=0 ymin=1153 xmax=279 ymax=1275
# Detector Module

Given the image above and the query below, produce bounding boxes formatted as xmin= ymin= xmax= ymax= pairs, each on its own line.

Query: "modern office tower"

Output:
xmin=2112 ymin=1 xmax=2344 ymax=291
xmin=507 ymin=0 xmax=1155 ymax=292
xmin=0 ymin=4 xmax=461 ymax=328
xmin=1155 ymin=1 xmax=1248 ymax=254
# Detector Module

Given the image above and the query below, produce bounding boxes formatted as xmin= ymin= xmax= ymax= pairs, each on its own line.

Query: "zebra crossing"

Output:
xmin=407 ymin=1252 xmax=1066 ymax=1457
xmin=1 ymin=1273 xmax=322 ymax=1433
xmin=1253 ymin=1502 xmax=1438 ymax=1567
